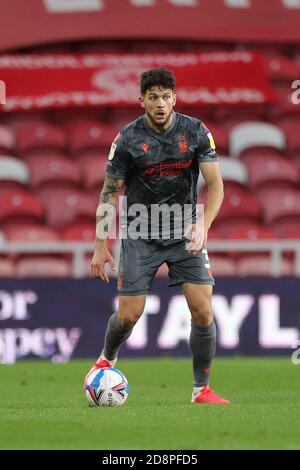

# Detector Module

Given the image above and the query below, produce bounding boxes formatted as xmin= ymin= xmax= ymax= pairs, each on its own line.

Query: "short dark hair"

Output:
xmin=140 ymin=68 xmax=176 ymax=95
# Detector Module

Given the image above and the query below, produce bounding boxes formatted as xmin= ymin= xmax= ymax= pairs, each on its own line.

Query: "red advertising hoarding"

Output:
xmin=0 ymin=52 xmax=275 ymax=111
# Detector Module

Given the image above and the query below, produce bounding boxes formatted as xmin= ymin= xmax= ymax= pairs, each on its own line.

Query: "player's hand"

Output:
xmin=184 ymin=223 xmax=208 ymax=255
xmin=91 ymin=242 xmax=116 ymax=283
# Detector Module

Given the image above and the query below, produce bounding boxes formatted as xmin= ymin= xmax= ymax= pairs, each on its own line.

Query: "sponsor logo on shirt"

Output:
xmin=143 ymin=159 xmax=193 ymax=177
xmin=108 ymin=142 xmax=117 ymax=160
xmin=207 ymin=132 xmax=216 ymax=150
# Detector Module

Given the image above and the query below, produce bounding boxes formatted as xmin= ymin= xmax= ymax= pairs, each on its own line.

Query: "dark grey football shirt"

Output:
xmin=106 ymin=112 xmax=219 ymax=240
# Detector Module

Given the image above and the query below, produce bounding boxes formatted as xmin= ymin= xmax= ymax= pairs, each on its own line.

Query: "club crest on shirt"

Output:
xmin=178 ymin=135 xmax=188 ymax=153
xmin=141 ymin=143 xmax=149 ymax=153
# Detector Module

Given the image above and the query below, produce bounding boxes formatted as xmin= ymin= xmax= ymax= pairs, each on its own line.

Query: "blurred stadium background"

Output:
xmin=0 ymin=0 xmax=300 ymax=450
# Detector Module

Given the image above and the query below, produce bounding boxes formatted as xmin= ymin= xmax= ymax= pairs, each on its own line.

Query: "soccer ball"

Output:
xmin=85 ymin=367 xmax=129 ymax=407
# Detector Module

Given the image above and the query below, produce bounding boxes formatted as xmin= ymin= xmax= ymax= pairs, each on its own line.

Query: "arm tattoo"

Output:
xmin=96 ymin=177 xmax=123 ymax=241
xmin=100 ymin=177 xmax=122 ymax=205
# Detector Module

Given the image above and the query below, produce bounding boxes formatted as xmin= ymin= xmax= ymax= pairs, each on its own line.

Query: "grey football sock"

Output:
xmin=189 ymin=320 xmax=216 ymax=387
xmin=102 ymin=312 xmax=133 ymax=361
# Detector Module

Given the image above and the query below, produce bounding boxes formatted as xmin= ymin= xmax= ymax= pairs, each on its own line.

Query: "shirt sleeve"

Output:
xmin=106 ymin=131 xmax=130 ymax=179
xmin=195 ymin=122 xmax=219 ymax=163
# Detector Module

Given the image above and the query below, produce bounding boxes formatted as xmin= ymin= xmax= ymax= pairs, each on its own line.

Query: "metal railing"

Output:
xmin=0 ymin=239 xmax=300 ymax=277
xmin=208 ymin=240 xmax=300 ymax=277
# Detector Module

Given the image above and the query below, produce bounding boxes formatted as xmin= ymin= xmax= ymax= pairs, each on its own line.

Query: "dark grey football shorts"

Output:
xmin=117 ymin=237 xmax=215 ymax=296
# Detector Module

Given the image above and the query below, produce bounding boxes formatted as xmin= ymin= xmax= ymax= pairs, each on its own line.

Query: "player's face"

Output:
xmin=139 ymin=86 xmax=176 ymax=130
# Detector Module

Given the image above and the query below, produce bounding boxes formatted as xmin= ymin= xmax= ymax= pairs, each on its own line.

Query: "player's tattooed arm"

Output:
xmin=96 ymin=176 xmax=124 ymax=241
xmin=99 ymin=177 xmax=123 ymax=205
xmin=92 ymin=176 xmax=123 ymax=283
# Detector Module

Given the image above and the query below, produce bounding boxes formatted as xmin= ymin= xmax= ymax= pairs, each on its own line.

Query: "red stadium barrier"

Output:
xmin=0 ymin=52 xmax=275 ymax=111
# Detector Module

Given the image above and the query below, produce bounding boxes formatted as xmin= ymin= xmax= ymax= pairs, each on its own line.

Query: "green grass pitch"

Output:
xmin=1 ymin=357 xmax=299 ymax=450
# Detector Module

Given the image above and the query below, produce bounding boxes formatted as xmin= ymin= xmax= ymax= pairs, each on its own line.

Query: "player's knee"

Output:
xmin=191 ymin=304 xmax=212 ymax=327
xmin=118 ymin=301 xmax=144 ymax=328
xmin=118 ymin=296 xmax=145 ymax=328
xmin=118 ymin=310 xmax=141 ymax=328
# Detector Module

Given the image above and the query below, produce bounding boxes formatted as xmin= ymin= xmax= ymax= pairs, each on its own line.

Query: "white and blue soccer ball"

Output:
xmin=85 ymin=367 xmax=129 ymax=407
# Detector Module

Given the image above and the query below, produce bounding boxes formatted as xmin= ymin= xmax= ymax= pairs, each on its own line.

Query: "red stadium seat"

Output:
xmin=16 ymin=121 xmax=66 ymax=154
xmin=294 ymin=52 xmax=300 ymax=72
xmin=236 ymin=255 xmax=293 ymax=276
xmin=179 ymin=108 xmax=213 ymax=127
xmin=23 ymin=148 xmax=67 ymax=162
xmin=67 ymin=121 xmax=116 ymax=154
xmin=226 ymin=224 xmax=276 ymax=241
xmin=0 ymin=125 xmax=15 ymax=153
xmin=210 ymin=256 xmax=236 ymax=277
xmin=279 ymin=119 xmax=300 ymax=154
xmin=61 ymin=223 xmax=95 ymax=266
xmin=214 ymin=108 xmax=266 ymax=128
xmin=260 ymin=188 xmax=300 ymax=226
xmin=245 ymin=154 xmax=298 ymax=191
xmin=63 ymin=221 xmax=104 ymax=266
xmin=271 ymin=226 xmax=300 ymax=261
xmin=62 ymin=223 xmax=95 ymax=241
xmin=270 ymin=87 xmax=300 ymax=121
xmin=293 ymin=152 xmax=300 ymax=176
xmin=0 ymin=257 xmax=14 ymax=277
xmin=272 ymin=219 xmax=300 ymax=235
xmin=239 ymin=148 xmax=284 ymax=162
xmin=211 ymin=188 xmax=262 ymax=232
xmin=229 ymin=122 xmax=286 ymax=158
xmin=220 ymin=157 xmax=248 ymax=188
xmin=214 ymin=220 xmax=264 ymax=237
xmin=206 ymin=228 xmax=226 ymax=258
xmin=226 ymin=224 xmax=277 ymax=259
xmin=4 ymin=223 xmax=59 ymax=242
xmin=37 ymin=188 xmax=96 ymax=228
xmin=79 ymin=152 xmax=107 ymax=190
xmin=15 ymin=257 xmax=71 ymax=277
xmin=109 ymin=109 xmax=141 ymax=130
xmin=0 ymin=182 xmax=27 ymax=197
xmin=0 ymin=156 xmax=30 ymax=186
xmin=4 ymin=112 xmax=47 ymax=131
xmin=26 ymin=152 xmax=81 ymax=189
xmin=3 ymin=223 xmax=60 ymax=263
xmin=56 ymin=109 xmax=103 ymax=127
xmin=273 ymin=226 xmax=300 ymax=239
xmin=207 ymin=228 xmax=223 ymax=241
xmin=198 ymin=157 xmax=248 ymax=191
xmin=0 ymin=191 xmax=44 ymax=224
